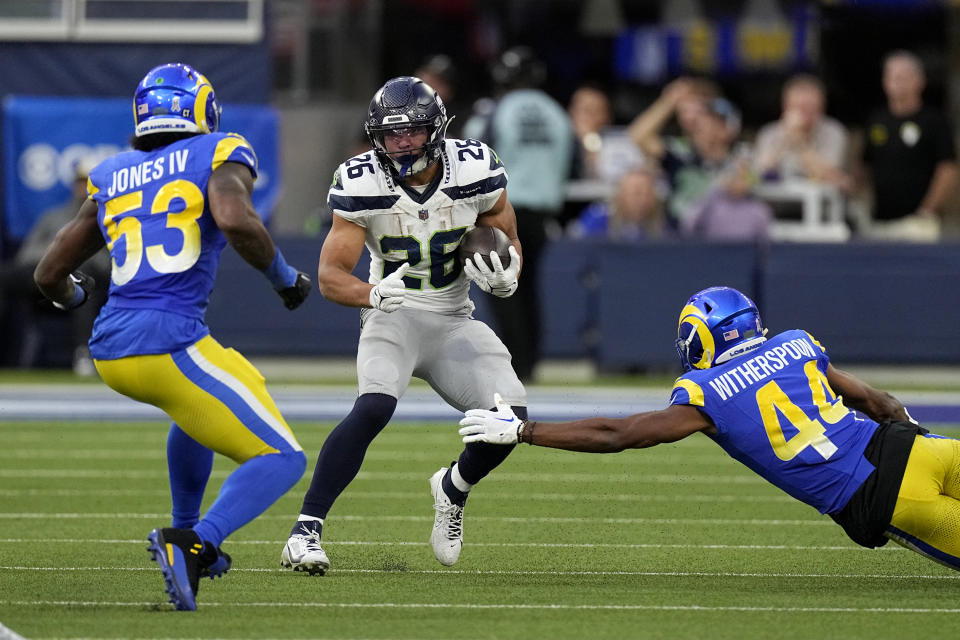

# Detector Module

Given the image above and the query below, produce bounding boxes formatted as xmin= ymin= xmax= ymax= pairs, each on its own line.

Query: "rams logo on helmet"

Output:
xmin=676 ymin=286 xmax=767 ymax=371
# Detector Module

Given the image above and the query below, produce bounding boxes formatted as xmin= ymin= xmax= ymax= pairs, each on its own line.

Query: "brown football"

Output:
xmin=458 ymin=226 xmax=512 ymax=270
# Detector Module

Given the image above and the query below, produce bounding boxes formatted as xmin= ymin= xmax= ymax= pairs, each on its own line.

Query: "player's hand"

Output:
xmin=369 ymin=262 xmax=410 ymax=312
xmin=459 ymin=393 xmax=522 ymax=445
xmin=53 ymin=271 xmax=95 ymax=311
xmin=463 ymin=246 xmax=520 ymax=298
xmin=276 ymin=272 xmax=311 ymax=310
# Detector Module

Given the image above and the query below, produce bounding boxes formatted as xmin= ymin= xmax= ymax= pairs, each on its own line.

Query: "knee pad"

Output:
xmin=351 ymin=393 xmax=398 ymax=424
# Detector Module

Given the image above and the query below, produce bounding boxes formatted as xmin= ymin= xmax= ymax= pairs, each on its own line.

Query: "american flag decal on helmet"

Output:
xmin=419 ymin=209 xmax=429 ymax=220
xmin=722 ymin=329 xmax=739 ymax=341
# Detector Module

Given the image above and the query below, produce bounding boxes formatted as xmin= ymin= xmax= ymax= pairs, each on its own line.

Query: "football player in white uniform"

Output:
xmin=281 ymin=76 xmax=527 ymax=574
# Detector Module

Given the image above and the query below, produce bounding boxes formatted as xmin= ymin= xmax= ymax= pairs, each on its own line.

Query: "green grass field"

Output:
xmin=2 ymin=418 xmax=960 ymax=640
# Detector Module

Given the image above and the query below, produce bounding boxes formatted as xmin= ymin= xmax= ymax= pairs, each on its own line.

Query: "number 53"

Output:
xmin=103 ymin=179 xmax=204 ymax=285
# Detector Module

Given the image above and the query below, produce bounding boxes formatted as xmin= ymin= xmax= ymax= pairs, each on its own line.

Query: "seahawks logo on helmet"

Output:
xmin=364 ymin=76 xmax=449 ymax=177
xmin=133 ymin=63 xmax=222 ymax=137
xmin=675 ymin=287 xmax=767 ymax=371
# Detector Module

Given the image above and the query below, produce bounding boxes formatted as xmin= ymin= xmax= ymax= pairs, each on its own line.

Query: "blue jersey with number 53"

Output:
xmin=669 ymin=330 xmax=879 ymax=514
xmin=85 ymin=132 xmax=258 ymax=359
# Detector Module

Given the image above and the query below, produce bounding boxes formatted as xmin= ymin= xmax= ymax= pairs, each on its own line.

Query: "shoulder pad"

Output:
xmin=209 ymin=132 xmax=258 ymax=176
xmin=445 ymin=138 xmax=507 ymax=184
xmin=328 ymin=152 xmax=398 ymax=220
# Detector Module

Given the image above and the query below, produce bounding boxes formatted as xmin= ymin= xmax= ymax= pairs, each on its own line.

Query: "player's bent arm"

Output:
xmin=207 ymin=162 xmax=276 ymax=270
xmin=34 ymin=198 xmax=105 ymax=306
xmin=526 ymin=405 xmax=713 ymax=453
xmin=826 ymin=364 xmax=910 ymax=423
xmin=316 ymin=214 xmax=374 ymax=307
xmin=476 ymin=190 xmax=522 ymax=272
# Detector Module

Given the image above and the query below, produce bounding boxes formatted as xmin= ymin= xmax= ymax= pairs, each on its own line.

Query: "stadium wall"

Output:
xmin=204 ymin=237 xmax=960 ymax=369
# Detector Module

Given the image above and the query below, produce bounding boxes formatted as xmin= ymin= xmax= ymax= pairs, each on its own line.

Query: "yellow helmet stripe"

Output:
xmin=193 ymin=83 xmax=213 ymax=133
xmin=678 ymin=304 xmax=715 ymax=370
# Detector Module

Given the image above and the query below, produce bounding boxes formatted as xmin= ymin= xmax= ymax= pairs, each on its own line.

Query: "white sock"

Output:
xmin=297 ymin=514 xmax=324 ymax=524
xmin=450 ymin=463 xmax=474 ymax=493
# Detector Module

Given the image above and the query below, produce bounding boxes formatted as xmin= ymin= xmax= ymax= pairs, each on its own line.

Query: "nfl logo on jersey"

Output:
xmin=419 ymin=209 xmax=429 ymax=220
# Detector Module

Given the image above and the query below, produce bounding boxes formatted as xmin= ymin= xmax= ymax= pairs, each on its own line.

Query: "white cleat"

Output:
xmin=429 ymin=467 xmax=464 ymax=566
xmin=280 ymin=525 xmax=330 ymax=576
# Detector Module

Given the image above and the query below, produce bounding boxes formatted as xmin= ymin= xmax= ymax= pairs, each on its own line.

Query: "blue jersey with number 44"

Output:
xmin=85 ymin=132 xmax=258 ymax=359
xmin=669 ymin=330 xmax=879 ymax=514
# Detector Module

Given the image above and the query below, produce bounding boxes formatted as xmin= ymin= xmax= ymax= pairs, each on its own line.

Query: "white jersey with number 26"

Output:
xmin=328 ymin=138 xmax=507 ymax=314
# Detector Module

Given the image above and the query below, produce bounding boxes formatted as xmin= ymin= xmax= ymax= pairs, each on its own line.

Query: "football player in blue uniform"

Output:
xmin=460 ymin=286 xmax=960 ymax=571
xmin=33 ymin=63 xmax=312 ymax=610
xmin=280 ymin=76 xmax=527 ymax=574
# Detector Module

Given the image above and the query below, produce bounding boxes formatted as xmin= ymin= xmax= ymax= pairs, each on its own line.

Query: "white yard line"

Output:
xmin=0 ymin=512 xmax=832 ymax=526
xmin=1 ymin=600 xmax=958 ymax=614
xmin=0 ymin=538 xmax=877 ymax=550
xmin=2 ymin=566 xmax=955 ymax=579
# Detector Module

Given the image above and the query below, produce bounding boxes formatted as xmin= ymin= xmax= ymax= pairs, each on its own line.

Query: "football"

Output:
xmin=458 ymin=226 xmax=512 ymax=270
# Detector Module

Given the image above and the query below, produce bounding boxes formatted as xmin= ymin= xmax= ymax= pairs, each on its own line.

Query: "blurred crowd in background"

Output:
xmin=2 ymin=0 xmax=960 ymax=374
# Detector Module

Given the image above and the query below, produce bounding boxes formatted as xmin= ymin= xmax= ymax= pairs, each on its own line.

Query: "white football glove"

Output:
xmin=463 ymin=245 xmax=520 ymax=298
xmin=458 ymin=393 xmax=522 ymax=445
xmin=369 ymin=262 xmax=410 ymax=313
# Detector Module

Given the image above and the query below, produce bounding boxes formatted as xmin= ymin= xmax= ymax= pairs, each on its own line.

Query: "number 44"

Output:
xmin=756 ymin=360 xmax=845 ymax=461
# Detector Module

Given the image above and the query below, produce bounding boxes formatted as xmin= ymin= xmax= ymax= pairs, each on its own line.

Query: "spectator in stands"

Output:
xmin=628 ymin=77 xmax=719 ymax=158
xmin=569 ymin=168 xmax=665 ymax=241
xmin=631 ymin=86 xmax=768 ymax=237
xmin=462 ymin=46 xmax=574 ymax=383
xmin=754 ymin=73 xmax=851 ymax=190
xmin=861 ymin=50 xmax=958 ymax=241
xmin=568 ymin=83 xmax=614 ymax=181
xmin=683 ymin=146 xmax=773 ymax=244
xmin=0 ymin=160 xmax=109 ymax=374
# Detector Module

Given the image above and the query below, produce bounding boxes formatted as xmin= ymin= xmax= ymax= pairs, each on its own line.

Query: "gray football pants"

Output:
xmin=357 ymin=306 xmax=526 ymax=411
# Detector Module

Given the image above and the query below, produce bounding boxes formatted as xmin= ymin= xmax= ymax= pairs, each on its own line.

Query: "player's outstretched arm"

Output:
xmin=460 ymin=396 xmax=712 ymax=453
xmin=34 ymin=198 xmax=105 ymax=310
xmin=826 ymin=364 xmax=912 ymax=423
xmin=208 ymin=162 xmax=310 ymax=309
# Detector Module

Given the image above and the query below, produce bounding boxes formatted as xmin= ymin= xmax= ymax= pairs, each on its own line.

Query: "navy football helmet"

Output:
xmin=365 ymin=76 xmax=448 ymax=177
xmin=676 ymin=287 xmax=767 ymax=371
xmin=134 ymin=63 xmax=221 ymax=137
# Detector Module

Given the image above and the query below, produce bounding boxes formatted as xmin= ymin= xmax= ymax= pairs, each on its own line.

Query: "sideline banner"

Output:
xmin=2 ymin=95 xmax=280 ymax=240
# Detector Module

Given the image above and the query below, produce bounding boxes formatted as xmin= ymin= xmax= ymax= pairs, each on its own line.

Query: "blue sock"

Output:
xmin=166 ymin=423 xmax=214 ymax=528
xmin=299 ymin=393 xmax=397 ymax=521
xmin=193 ymin=450 xmax=306 ymax=548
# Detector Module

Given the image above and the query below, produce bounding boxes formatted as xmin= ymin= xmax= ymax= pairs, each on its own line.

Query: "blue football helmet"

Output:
xmin=365 ymin=76 xmax=448 ymax=177
xmin=133 ymin=63 xmax=221 ymax=137
xmin=676 ymin=286 xmax=767 ymax=371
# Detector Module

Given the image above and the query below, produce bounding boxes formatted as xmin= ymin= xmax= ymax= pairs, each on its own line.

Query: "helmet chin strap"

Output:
xmin=397 ymin=154 xmax=417 ymax=177
xmin=389 ymin=148 xmax=431 ymax=177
